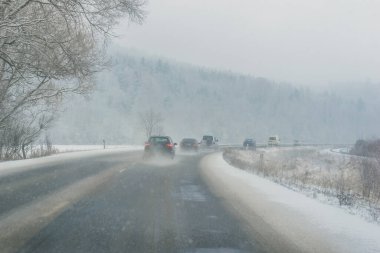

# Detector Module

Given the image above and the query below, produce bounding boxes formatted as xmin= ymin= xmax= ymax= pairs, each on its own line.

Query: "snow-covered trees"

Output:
xmin=0 ymin=0 xmax=145 ymax=159
xmin=50 ymin=51 xmax=380 ymax=145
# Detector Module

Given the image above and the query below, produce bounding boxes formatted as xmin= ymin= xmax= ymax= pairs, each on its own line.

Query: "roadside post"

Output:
xmin=259 ymin=153 xmax=264 ymax=173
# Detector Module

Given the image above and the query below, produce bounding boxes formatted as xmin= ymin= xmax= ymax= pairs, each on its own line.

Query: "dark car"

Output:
xmin=144 ymin=136 xmax=177 ymax=159
xmin=243 ymin=138 xmax=256 ymax=150
xmin=180 ymin=138 xmax=199 ymax=152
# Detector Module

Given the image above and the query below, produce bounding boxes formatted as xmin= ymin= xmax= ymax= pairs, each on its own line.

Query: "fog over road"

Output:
xmin=0 ymin=151 xmax=270 ymax=253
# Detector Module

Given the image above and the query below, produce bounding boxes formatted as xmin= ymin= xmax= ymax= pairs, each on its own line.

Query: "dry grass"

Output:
xmin=224 ymin=147 xmax=380 ymax=222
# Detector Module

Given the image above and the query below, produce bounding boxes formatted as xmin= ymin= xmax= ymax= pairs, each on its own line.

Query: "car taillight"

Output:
xmin=144 ymin=142 xmax=150 ymax=147
xmin=166 ymin=143 xmax=174 ymax=148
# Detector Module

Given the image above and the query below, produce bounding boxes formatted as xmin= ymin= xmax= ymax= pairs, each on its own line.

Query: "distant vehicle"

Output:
xmin=200 ymin=135 xmax=218 ymax=149
xmin=144 ymin=136 xmax=177 ymax=159
xmin=268 ymin=135 xmax=280 ymax=146
xmin=293 ymin=140 xmax=300 ymax=146
xmin=243 ymin=138 xmax=256 ymax=150
xmin=180 ymin=138 xmax=199 ymax=152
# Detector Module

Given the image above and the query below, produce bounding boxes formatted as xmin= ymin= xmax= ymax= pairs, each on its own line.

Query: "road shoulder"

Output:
xmin=200 ymin=152 xmax=380 ymax=253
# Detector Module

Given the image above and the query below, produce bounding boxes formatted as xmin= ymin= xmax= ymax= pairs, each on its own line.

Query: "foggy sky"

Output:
xmin=115 ymin=0 xmax=380 ymax=88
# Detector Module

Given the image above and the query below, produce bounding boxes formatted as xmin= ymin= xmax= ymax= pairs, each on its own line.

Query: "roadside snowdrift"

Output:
xmin=224 ymin=147 xmax=380 ymax=223
xmin=200 ymin=152 xmax=380 ymax=253
xmin=0 ymin=145 xmax=142 ymax=177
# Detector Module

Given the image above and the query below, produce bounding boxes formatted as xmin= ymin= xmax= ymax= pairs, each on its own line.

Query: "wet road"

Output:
xmin=0 ymin=152 xmax=264 ymax=253
xmin=0 ymin=152 xmax=140 ymax=216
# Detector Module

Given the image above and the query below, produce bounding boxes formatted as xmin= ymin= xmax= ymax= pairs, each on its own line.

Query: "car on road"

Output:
xmin=200 ymin=135 xmax=219 ymax=149
xmin=180 ymin=138 xmax=199 ymax=152
xmin=144 ymin=136 xmax=177 ymax=159
xmin=268 ymin=135 xmax=280 ymax=146
xmin=243 ymin=138 xmax=256 ymax=150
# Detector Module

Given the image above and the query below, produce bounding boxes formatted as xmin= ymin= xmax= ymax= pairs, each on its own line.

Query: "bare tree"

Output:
xmin=0 ymin=0 xmax=145 ymax=125
xmin=0 ymin=107 xmax=54 ymax=159
xmin=139 ymin=108 xmax=163 ymax=139
xmin=0 ymin=0 xmax=145 ymax=159
xmin=20 ymin=114 xmax=54 ymax=159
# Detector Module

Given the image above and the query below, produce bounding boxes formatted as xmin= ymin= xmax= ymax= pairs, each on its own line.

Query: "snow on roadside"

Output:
xmin=201 ymin=152 xmax=380 ymax=253
xmin=53 ymin=144 xmax=141 ymax=153
xmin=0 ymin=145 xmax=143 ymax=177
xmin=225 ymin=147 xmax=380 ymax=224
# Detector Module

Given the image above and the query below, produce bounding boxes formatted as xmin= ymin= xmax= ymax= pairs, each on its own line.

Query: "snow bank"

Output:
xmin=53 ymin=145 xmax=141 ymax=152
xmin=225 ymin=147 xmax=380 ymax=223
xmin=200 ymin=152 xmax=380 ymax=253
xmin=0 ymin=145 xmax=143 ymax=177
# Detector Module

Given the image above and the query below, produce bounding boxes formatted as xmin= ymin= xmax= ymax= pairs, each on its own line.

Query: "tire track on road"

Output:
xmin=0 ymin=164 xmax=129 ymax=253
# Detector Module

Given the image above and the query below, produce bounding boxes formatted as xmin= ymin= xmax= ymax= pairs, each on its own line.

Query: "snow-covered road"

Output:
xmin=200 ymin=152 xmax=380 ymax=253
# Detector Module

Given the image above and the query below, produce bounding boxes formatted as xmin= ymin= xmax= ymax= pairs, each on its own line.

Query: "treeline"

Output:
xmin=351 ymin=139 xmax=380 ymax=157
xmin=49 ymin=49 xmax=380 ymax=145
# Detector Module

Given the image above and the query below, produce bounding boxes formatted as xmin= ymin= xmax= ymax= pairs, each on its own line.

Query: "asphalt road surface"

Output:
xmin=0 ymin=151 xmax=265 ymax=253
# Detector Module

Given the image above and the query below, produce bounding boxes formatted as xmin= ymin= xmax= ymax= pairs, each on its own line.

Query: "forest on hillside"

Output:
xmin=49 ymin=49 xmax=380 ymax=145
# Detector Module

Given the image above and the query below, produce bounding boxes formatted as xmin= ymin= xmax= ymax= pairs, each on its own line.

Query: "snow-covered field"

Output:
xmin=201 ymin=152 xmax=380 ymax=253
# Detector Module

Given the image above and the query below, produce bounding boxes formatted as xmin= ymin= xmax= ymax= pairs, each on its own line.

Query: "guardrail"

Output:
xmin=218 ymin=143 xmax=353 ymax=149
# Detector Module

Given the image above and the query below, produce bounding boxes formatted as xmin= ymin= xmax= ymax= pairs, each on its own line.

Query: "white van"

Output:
xmin=200 ymin=135 xmax=219 ymax=149
xmin=268 ymin=135 xmax=280 ymax=146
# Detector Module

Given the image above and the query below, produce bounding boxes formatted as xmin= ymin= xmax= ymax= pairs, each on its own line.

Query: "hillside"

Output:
xmin=49 ymin=49 xmax=380 ymax=145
